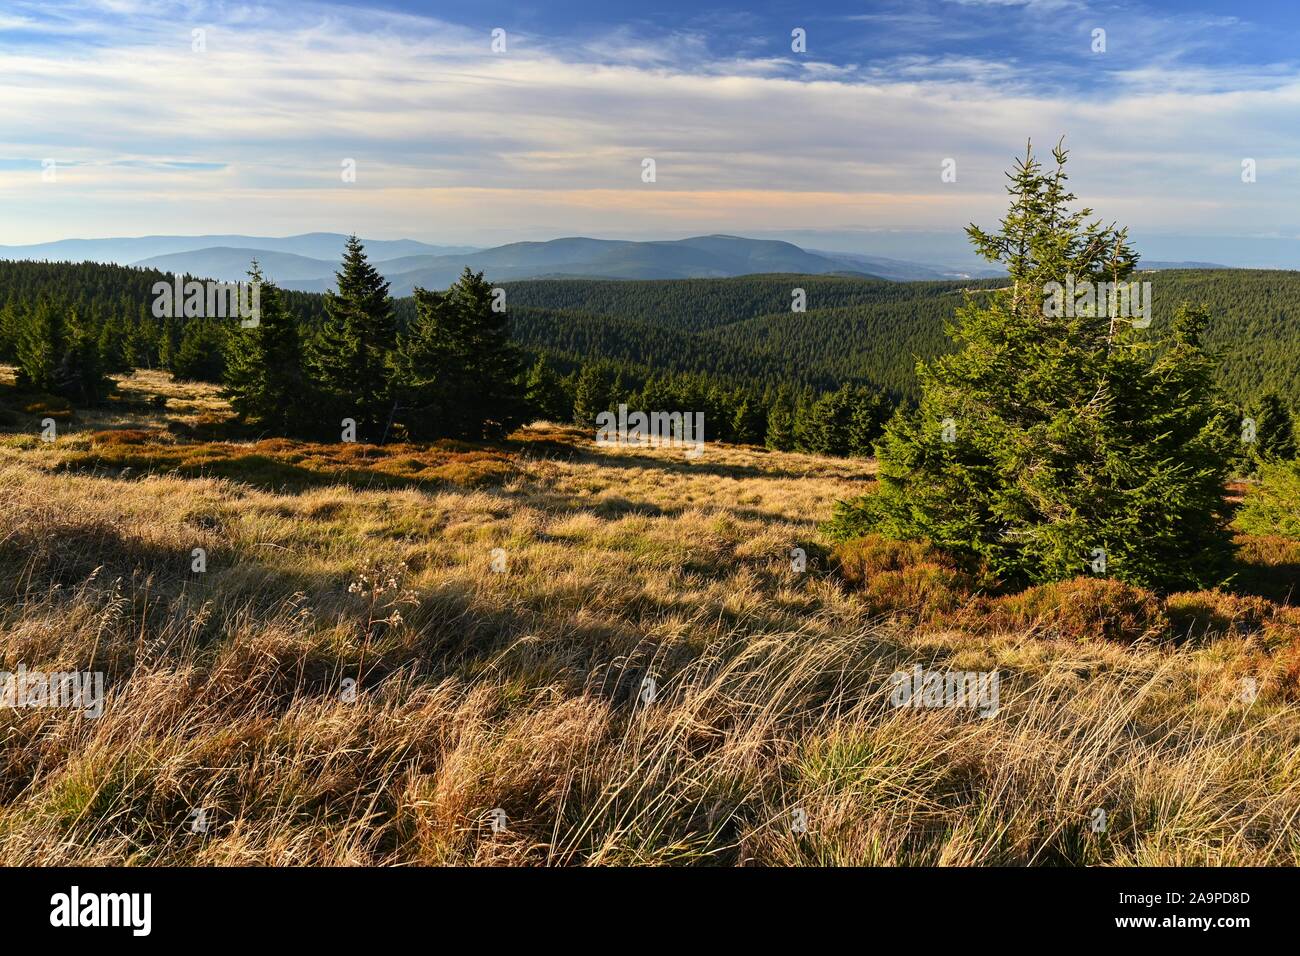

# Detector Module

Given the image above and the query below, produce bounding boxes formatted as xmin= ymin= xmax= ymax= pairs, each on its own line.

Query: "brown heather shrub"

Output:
xmin=1263 ymin=606 xmax=1300 ymax=638
xmin=1271 ymin=633 xmax=1300 ymax=700
xmin=833 ymin=534 xmax=955 ymax=580
xmin=22 ymin=395 xmax=72 ymax=416
xmin=1165 ymin=590 xmax=1278 ymax=642
xmin=25 ymin=405 xmax=72 ymax=420
xmin=57 ymin=436 xmax=518 ymax=491
xmin=90 ymin=428 xmax=169 ymax=446
xmin=831 ymin=534 xmax=975 ymax=621
xmin=1231 ymin=533 xmax=1300 ymax=604
xmin=167 ymin=411 xmax=236 ymax=441
xmin=978 ymin=577 xmax=1168 ymax=644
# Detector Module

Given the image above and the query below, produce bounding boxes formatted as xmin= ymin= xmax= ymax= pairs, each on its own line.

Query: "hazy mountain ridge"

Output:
xmin=0 ymin=232 xmax=1263 ymax=294
xmin=0 ymin=233 xmax=946 ymax=290
xmin=280 ymin=236 xmax=887 ymax=294
xmin=0 ymin=233 xmax=477 ymax=268
xmin=135 ymin=247 xmax=343 ymax=282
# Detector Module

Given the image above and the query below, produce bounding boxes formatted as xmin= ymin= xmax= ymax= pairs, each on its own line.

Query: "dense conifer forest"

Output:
xmin=2 ymin=254 xmax=1298 ymax=455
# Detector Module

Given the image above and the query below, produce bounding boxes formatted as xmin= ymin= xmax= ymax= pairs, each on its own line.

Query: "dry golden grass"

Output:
xmin=0 ymin=369 xmax=1298 ymax=865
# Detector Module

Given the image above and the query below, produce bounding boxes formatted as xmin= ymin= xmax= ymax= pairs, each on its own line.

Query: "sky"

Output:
xmin=2 ymin=0 xmax=1299 ymax=260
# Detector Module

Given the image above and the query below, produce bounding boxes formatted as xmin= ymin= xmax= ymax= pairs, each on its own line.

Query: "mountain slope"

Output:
xmin=0 ymin=233 xmax=475 ymax=269
xmin=281 ymin=235 xmax=880 ymax=294
xmin=133 ymin=247 xmax=340 ymax=283
xmin=1 ymin=376 xmax=1295 ymax=865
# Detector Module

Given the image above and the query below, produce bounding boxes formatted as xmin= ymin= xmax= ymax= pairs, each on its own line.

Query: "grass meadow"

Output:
xmin=1 ymin=367 xmax=1298 ymax=865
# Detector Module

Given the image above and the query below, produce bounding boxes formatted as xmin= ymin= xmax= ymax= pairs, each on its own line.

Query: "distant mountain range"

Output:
xmin=0 ymin=232 xmax=1007 ymax=291
xmin=0 ymin=232 xmax=1239 ymax=294
xmin=0 ymin=233 xmax=476 ymax=266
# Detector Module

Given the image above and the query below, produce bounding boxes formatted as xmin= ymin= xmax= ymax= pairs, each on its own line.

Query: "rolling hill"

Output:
xmin=1 ymin=233 xmax=904 ymax=289
xmin=0 ymin=233 xmax=476 ymax=268
xmin=134 ymin=247 xmax=342 ymax=283
xmin=283 ymin=235 xmax=883 ymax=294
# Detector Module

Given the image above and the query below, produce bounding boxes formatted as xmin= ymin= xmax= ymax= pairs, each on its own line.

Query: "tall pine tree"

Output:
xmin=223 ymin=264 xmax=306 ymax=433
xmin=311 ymin=236 xmax=397 ymax=441
xmin=571 ymin=363 xmax=612 ymax=429
xmin=827 ymin=141 xmax=1235 ymax=591
xmin=1245 ymin=391 xmax=1297 ymax=469
xmin=524 ymin=355 xmax=571 ymax=423
xmin=393 ymin=268 xmax=527 ymax=440
xmin=14 ymin=299 xmax=110 ymax=403
xmin=15 ymin=298 xmax=59 ymax=391
xmin=52 ymin=307 xmax=111 ymax=404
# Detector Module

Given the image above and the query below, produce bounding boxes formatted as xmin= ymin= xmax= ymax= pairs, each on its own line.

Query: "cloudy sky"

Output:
xmin=2 ymin=0 xmax=1298 ymax=255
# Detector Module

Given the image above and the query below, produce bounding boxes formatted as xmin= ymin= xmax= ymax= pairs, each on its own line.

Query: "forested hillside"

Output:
xmin=494 ymin=270 xmax=1300 ymax=408
xmin=2 ymin=259 xmax=1298 ymax=411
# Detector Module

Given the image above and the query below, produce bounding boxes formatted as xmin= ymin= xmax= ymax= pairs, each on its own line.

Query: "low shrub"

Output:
xmin=90 ymin=428 xmax=168 ymax=446
xmin=1231 ymin=533 xmax=1300 ymax=603
xmin=831 ymin=534 xmax=976 ymax=620
xmin=979 ymin=577 xmax=1168 ymax=644
xmin=1165 ymin=590 xmax=1277 ymax=641
xmin=22 ymin=395 xmax=71 ymax=415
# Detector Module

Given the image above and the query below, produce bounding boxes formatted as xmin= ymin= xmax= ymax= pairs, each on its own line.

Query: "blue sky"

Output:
xmin=2 ymin=0 xmax=1299 ymax=259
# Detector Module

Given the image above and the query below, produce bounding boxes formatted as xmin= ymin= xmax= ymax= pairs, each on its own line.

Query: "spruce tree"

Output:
xmin=0 ymin=300 xmax=18 ymax=363
xmin=311 ymin=236 xmax=397 ymax=441
xmin=392 ymin=268 xmax=526 ymax=440
xmin=765 ymin=388 xmax=797 ymax=451
xmin=15 ymin=298 xmax=59 ymax=391
xmin=158 ymin=314 xmax=181 ymax=370
xmin=572 ymin=364 xmax=612 ymax=430
xmin=826 ymin=141 xmax=1235 ymax=591
xmin=51 ymin=307 xmax=111 ymax=404
xmin=223 ymin=265 xmax=306 ymax=433
xmin=1246 ymin=392 xmax=1297 ymax=467
xmin=524 ymin=355 xmax=570 ymax=423
xmin=14 ymin=299 xmax=110 ymax=403
xmin=97 ymin=315 xmax=130 ymax=374
xmin=731 ymin=394 xmax=767 ymax=445
xmin=800 ymin=383 xmax=888 ymax=457
xmin=173 ymin=320 xmax=227 ymax=383
xmin=127 ymin=305 xmax=158 ymax=369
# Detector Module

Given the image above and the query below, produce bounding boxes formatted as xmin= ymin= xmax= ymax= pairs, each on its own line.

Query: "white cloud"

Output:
xmin=1 ymin=0 xmax=1297 ymax=245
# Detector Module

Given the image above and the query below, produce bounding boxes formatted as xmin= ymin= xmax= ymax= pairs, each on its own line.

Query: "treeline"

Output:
xmin=0 ymin=260 xmax=324 ymax=392
xmin=491 ymin=277 xmax=973 ymax=397
xmin=0 ymin=250 xmax=527 ymax=441
xmin=526 ymin=359 xmax=889 ymax=454
xmin=491 ymin=274 xmax=941 ymax=333
xmin=481 ymin=271 xmax=1300 ymax=412
xmin=7 ymin=260 xmax=1300 ymax=412
xmin=2 ymin=249 xmax=1297 ymax=459
xmin=0 ymin=246 xmax=892 ymax=454
xmin=201 ymin=238 xmax=527 ymax=441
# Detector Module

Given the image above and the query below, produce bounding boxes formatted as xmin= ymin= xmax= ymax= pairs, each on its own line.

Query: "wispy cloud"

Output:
xmin=1 ymin=0 xmax=1297 ymax=244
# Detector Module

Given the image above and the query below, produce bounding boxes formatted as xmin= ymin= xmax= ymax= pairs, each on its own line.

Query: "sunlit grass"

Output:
xmin=0 ymin=371 xmax=1296 ymax=865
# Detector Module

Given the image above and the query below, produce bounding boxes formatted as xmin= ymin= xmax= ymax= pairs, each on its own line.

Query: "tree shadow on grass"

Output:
xmin=0 ymin=507 xmax=691 ymax=714
xmin=52 ymin=437 xmax=519 ymax=495
xmin=565 ymin=442 xmax=873 ymax=483
xmin=1231 ymin=534 xmax=1300 ymax=604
